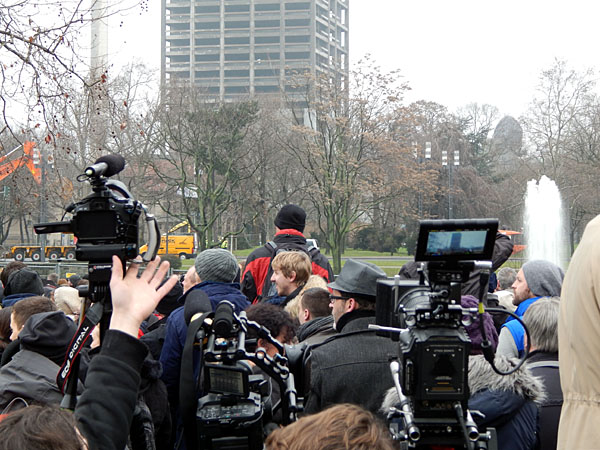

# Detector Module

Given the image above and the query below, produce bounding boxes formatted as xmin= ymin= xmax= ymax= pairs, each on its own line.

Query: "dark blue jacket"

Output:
xmin=470 ymin=389 xmax=539 ymax=450
xmin=1 ymin=292 xmax=37 ymax=307
xmin=159 ymin=281 xmax=249 ymax=407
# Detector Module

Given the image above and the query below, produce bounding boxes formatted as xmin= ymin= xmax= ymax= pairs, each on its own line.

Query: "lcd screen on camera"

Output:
xmin=207 ymin=365 xmax=248 ymax=397
xmin=415 ymin=219 xmax=498 ymax=262
xmin=424 ymin=230 xmax=487 ymax=257
xmin=75 ymin=211 xmax=118 ymax=240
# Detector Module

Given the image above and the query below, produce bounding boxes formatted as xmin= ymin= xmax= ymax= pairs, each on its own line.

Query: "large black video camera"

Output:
xmin=180 ymin=300 xmax=298 ymax=450
xmin=33 ymin=154 xmax=159 ymax=264
xmin=374 ymin=219 xmax=499 ymax=449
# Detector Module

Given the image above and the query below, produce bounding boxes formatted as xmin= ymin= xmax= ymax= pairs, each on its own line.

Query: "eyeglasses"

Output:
xmin=329 ymin=294 xmax=350 ymax=303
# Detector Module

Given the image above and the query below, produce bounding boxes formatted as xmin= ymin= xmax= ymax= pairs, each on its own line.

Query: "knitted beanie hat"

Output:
xmin=461 ymin=295 xmax=498 ymax=355
xmin=522 ymin=259 xmax=564 ymax=298
xmin=194 ymin=249 xmax=238 ymax=283
xmin=274 ymin=204 xmax=306 ymax=232
xmin=4 ymin=269 xmax=44 ymax=296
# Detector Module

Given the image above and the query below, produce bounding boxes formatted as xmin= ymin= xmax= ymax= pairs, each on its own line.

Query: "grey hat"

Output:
xmin=4 ymin=268 xmax=44 ymax=296
xmin=328 ymin=259 xmax=386 ymax=298
xmin=522 ymin=259 xmax=564 ymax=298
xmin=194 ymin=249 xmax=239 ymax=283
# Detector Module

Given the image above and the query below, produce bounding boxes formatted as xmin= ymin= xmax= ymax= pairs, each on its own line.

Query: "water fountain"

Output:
xmin=524 ymin=175 xmax=565 ymax=268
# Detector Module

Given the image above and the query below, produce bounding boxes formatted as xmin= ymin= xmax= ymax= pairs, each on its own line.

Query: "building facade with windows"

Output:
xmin=160 ymin=0 xmax=349 ymax=102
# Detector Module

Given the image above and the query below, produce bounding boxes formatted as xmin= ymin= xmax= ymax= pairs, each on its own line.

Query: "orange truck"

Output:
xmin=139 ymin=221 xmax=197 ymax=260
xmin=5 ymin=245 xmax=76 ymax=261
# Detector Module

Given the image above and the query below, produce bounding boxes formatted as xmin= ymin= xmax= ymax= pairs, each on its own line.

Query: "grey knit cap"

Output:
xmin=194 ymin=249 xmax=239 ymax=283
xmin=522 ymin=259 xmax=564 ymax=298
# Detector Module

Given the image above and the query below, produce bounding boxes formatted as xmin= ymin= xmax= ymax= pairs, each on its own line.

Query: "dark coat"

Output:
xmin=160 ymin=281 xmax=249 ymax=408
xmin=296 ymin=315 xmax=336 ymax=346
xmin=241 ymin=229 xmax=333 ymax=303
xmin=468 ymin=355 xmax=545 ymax=450
xmin=527 ymin=351 xmax=562 ymax=450
xmin=303 ymin=310 xmax=399 ymax=416
xmin=76 ymin=330 xmax=149 ymax=450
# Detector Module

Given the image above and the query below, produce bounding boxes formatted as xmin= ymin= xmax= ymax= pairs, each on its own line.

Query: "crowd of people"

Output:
xmin=0 ymin=204 xmax=597 ymax=450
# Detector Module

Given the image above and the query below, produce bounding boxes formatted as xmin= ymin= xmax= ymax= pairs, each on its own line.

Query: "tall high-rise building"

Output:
xmin=161 ymin=0 xmax=349 ymax=103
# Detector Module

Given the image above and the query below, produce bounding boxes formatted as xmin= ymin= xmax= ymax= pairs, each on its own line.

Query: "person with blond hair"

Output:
xmin=265 ymin=403 xmax=395 ymax=450
xmin=266 ymin=251 xmax=312 ymax=307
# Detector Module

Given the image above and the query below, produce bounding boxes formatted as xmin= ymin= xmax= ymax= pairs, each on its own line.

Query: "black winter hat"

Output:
xmin=19 ymin=311 xmax=77 ymax=365
xmin=274 ymin=204 xmax=306 ymax=232
xmin=156 ymin=279 xmax=184 ymax=316
xmin=4 ymin=268 xmax=44 ymax=296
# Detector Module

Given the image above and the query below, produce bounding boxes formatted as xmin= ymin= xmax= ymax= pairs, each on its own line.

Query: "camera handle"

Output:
xmin=388 ymin=360 xmax=420 ymax=442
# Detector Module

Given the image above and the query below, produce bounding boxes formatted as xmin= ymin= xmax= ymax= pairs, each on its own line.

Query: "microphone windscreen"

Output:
xmin=184 ymin=290 xmax=212 ymax=325
xmin=95 ymin=154 xmax=126 ymax=177
xmin=213 ymin=301 xmax=234 ymax=337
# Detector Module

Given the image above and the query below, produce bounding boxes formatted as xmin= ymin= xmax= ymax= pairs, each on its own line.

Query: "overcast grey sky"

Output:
xmin=109 ymin=0 xmax=600 ymax=118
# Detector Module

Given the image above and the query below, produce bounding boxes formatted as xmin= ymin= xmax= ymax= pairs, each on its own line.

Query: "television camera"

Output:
xmin=373 ymin=219 xmax=500 ymax=449
xmin=180 ymin=299 xmax=298 ymax=450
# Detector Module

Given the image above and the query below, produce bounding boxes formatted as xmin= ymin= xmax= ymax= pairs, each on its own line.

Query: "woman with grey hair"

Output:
xmin=524 ymin=297 xmax=562 ymax=450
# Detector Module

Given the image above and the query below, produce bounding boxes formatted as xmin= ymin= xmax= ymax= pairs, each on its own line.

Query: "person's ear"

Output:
xmin=346 ymin=297 xmax=359 ymax=312
xmin=303 ymin=308 xmax=310 ymax=322
xmin=288 ymin=271 xmax=297 ymax=283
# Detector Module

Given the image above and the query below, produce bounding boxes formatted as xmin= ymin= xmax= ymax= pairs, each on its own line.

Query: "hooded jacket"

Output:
xmin=0 ymin=311 xmax=77 ymax=410
xmin=296 ymin=315 xmax=336 ymax=346
xmin=468 ymin=355 xmax=545 ymax=450
xmin=558 ymin=213 xmax=600 ymax=449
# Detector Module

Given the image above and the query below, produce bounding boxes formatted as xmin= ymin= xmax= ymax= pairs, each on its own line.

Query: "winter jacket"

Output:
xmin=296 ymin=315 xmax=336 ymax=346
xmin=468 ymin=355 xmax=545 ymax=450
xmin=0 ymin=310 xmax=80 ymax=410
xmin=241 ymin=229 xmax=334 ymax=303
xmin=1 ymin=292 xmax=37 ymax=308
xmin=76 ymin=330 xmax=149 ymax=450
xmin=526 ymin=351 xmax=562 ymax=450
xmin=558 ymin=214 xmax=600 ymax=449
xmin=303 ymin=310 xmax=399 ymax=416
xmin=160 ymin=281 xmax=249 ymax=409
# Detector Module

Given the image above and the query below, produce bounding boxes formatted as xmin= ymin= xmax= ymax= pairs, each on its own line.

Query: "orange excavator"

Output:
xmin=0 ymin=141 xmax=41 ymax=184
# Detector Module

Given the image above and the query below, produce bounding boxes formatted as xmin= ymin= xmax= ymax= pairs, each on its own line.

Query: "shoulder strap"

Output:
xmin=527 ymin=360 xmax=559 ymax=369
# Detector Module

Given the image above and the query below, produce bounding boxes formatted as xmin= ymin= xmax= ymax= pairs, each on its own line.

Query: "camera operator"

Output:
xmin=0 ymin=255 xmax=178 ymax=450
xmin=303 ymin=260 xmax=399 ymax=416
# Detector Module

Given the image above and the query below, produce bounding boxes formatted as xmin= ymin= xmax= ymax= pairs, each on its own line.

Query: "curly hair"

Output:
xmin=265 ymin=403 xmax=395 ymax=450
xmin=245 ymin=303 xmax=296 ymax=344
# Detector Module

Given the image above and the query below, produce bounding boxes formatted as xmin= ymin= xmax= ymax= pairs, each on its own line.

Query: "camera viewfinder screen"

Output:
xmin=424 ymin=230 xmax=487 ymax=257
xmin=75 ymin=211 xmax=118 ymax=240
xmin=208 ymin=366 xmax=247 ymax=396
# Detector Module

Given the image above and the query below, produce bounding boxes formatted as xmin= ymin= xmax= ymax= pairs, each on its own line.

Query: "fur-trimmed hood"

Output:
xmin=469 ymin=354 xmax=546 ymax=405
xmin=380 ymin=354 xmax=546 ymax=414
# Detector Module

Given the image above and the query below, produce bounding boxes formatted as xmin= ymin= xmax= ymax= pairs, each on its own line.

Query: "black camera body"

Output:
xmin=34 ymin=157 xmax=159 ymax=264
xmin=375 ymin=219 xmax=498 ymax=448
xmin=180 ymin=301 xmax=298 ymax=450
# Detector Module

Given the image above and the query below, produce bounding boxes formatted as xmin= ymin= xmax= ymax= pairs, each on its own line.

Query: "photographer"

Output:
xmin=303 ymin=260 xmax=399 ymax=416
xmin=0 ymin=255 xmax=178 ymax=450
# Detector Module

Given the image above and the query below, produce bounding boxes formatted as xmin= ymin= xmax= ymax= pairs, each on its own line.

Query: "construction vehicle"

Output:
xmin=5 ymin=245 xmax=76 ymax=261
xmin=0 ymin=141 xmax=41 ymax=184
xmin=139 ymin=221 xmax=197 ymax=260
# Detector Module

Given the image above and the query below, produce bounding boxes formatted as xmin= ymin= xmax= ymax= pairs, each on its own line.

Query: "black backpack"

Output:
xmin=259 ymin=240 xmax=319 ymax=301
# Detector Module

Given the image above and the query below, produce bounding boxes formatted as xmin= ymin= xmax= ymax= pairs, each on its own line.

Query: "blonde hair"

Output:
xmin=265 ymin=403 xmax=395 ymax=450
xmin=271 ymin=251 xmax=312 ymax=286
xmin=284 ymin=275 xmax=328 ymax=320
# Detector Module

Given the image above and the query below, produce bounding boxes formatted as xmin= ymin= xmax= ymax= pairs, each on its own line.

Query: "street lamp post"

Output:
xmin=441 ymin=149 xmax=460 ymax=219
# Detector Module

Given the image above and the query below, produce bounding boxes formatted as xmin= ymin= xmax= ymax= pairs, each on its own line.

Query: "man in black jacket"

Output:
xmin=303 ymin=260 xmax=398 ymax=416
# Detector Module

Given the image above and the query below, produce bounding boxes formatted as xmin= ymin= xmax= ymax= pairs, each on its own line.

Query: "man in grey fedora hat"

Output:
xmin=303 ymin=259 xmax=399 ymax=416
